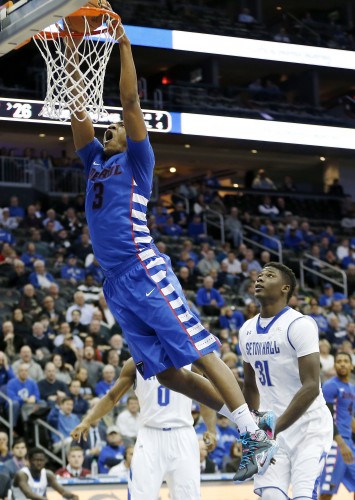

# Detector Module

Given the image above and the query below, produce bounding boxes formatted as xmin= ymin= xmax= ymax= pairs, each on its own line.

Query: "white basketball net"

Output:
xmin=33 ymin=13 xmax=121 ymax=122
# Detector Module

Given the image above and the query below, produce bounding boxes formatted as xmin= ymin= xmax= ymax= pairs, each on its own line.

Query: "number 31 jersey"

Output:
xmin=239 ymin=306 xmax=326 ymax=418
xmin=135 ymin=366 xmax=193 ymax=429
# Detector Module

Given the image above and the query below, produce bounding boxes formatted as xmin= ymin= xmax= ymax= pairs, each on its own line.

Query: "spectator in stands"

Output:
xmin=53 ymin=333 xmax=79 ymax=371
xmin=7 ymin=362 xmax=43 ymax=426
xmin=48 ymin=397 xmax=81 ymax=454
xmin=319 ymin=339 xmax=335 ymax=382
xmin=80 ymin=346 xmax=103 ymax=387
xmin=219 ymin=306 xmax=244 ymax=333
xmin=60 ymin=254 xmax=85 ymax=285
xmin=258 ymin=196 xmax=279 ymax=218
xmin=9 ymin=196 xmax=25 ymax=220
xmin=38 ymin=295 xmax=61 ymax=326
xmin=238 ymin=7 xmax=256 ymax=24
xmin=55 ymin=446 xmax=90 ymax=478
xmin=68 ymin=310 xmax=87 ymax=337
xmin=284 ymin=226 xmax=306 ymax=254
xmin=251 ymin=169 xmax=276 ymax=190
xmin=108 ymin=445 xmax=134 ymax=479
xmin=66 ymin=291 xmax=95 ymax=326
xmin=341 ymin=209 xmax=355 ymax=232
xmin=196 ymin=275 xmax=225 ymax=316
xmin=163 ymin=215 xmax=183 ymax=238
xmin=224 ymin=207 xmax=242 ymax=249
xmin=214 ymin=261 xmax=235 ymax=292
xmin=38 ymin=361 xmax=69 ymax=407
xmin=68 ymin=379 xmax=89 ymax=418
xmin=341 ymin=239 xmax=355 ymax=269
xmin=281 ymin=175 xmax=296 ymax=192
xmin=77 ymin=275 xmax=101 ymax=304
xmin=197 ymin=249 xmax=220 ymax=276
xmin=199 ymin=439 xmax=216 ymax=474
xmin=42 ymin=209 xmax=63 ymax=233
xmin=53 ymin=322 xmax=83 ymax=351
xmin=171 ymin=201 xmax=188 ymax=230
xmin=336 ymin=238 xmax=350 ymax=261
xmin=3 ymin=438 xmax=28 ymax=478
xmin=308 ymin=300 xmax=329 ymax=336
xmin=98 ymin=426 xmax=125 ymax=474
xmin=85 ymin=256 xmax=105 ymax=285
xmin=319 ymin=283 xmax=346 ymax=307
xmin=75 ymin=366 xmax=94 ymax=401
xmin=187 ymin=214 xmax=212 ymax=244
xmin=80 ymin=420 xmax=107 ymax=469
xmin=29 ymin=259 xmax=56 ymax=291
xmin=51 ymin=353 xmax=73 ymax=385
xmin=86 ymin=319 xmax=110 ymax=351
xmin=7 ymin=259 xmax=29 ymax=289
xmin=0 ymin=207 xmax=18 ymax=230
xmin=41 ymin=220 xmax=57 ymax=245
xmin=222 ymin=250 xmax=241 ymax=277
xmin=274 ymin=27 xmax=291 ymax=43
xmin=20 ymin=243 xmax=44 ymax=270
xmin=0 ymin=321 xmax=19 ymax=361
xmin=115 ymin=395 xmax=140 ymax=443
xmin=62 ymin=207 xmax=83 ymax=237
xmin=17 ymin=284 xmax=42 ymax=319
xmin=12 ymin=308 xmax=31 ymax=339
xmin=328 ymin=178 xmax=344 ymax=196
xmin=177 ymin=266 xmax=197 ymax=292
xmin=12 ymin=345 xmax=44 ymax=382
xmin=0 ymin=432 xmax=11 ymax=463
xmin=27 ymin=321 xmax=54 ymax=355
xmin=0 ymin=228 xmax=15 ymax=245
xmin=95 ymin=364 xmax=116 ymax=398
xmin=242 ymin=248 xmax=262 ymax=273
xmin=73 ymin=232 xmax=93 ymax=262
xmin=0 ymin=351 xmax=14 ymax=387
xmin=46 ymin=283 xmax=66 ymax=312
xmin=20 ymin=205 xmax=43 ymax=231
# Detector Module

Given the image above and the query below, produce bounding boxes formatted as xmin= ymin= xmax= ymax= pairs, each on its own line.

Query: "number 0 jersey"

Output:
xmin=239 ymin=306 xmax=326 ymax=418
xmin=77 ymin=135 xmax=155 ymax=272
xmin=135 ymin=367 xmax=193 ymax=429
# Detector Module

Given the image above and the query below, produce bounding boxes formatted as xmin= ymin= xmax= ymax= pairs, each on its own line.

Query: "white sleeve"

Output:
xmin=287 ymin=316 xmax=319 ymax=357
xmin=238 ymin=325 xmax=249 ymax=363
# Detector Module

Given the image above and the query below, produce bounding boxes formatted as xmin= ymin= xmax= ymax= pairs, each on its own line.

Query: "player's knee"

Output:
xmin=261 ymin=487 xmax=288 ymax=500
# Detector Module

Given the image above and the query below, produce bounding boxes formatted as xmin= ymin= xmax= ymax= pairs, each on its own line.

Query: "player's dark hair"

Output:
xmin=12 ymin=437 xmax=26 ymax=448
xmin=28 ymin=447 xmax=46 ymax=460
xmin=263 ymin=262 xmax=297 ymax=302
xmin=335 ymin=351 xmax=353 ymax=363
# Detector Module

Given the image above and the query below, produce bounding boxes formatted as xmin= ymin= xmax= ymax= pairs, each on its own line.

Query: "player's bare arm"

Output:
xmin=65 ymin=38 xmax=95 ymax=150
xmin=275 ymin=352 xmax=321 ymax=436
xmin=71 ymin=358 xmax=136 ymax=441
xmin=242 ymin=361 xmax=260 ymax=411
xmin=46 ymin=471 xmax=78 ymax=500
xmin=326 ymin=402 xmax=354 ymax=465
xmin=13 ymin=472 xmax=47 ymax=500
xmin=118 ymin=28 xmax=147 ymax=141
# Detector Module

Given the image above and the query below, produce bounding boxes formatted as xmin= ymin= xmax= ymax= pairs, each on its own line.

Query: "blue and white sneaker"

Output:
xmin=233 ymin=429 xmax=279 ymax=483
xmin=251 ymin=409 xmax=277 ymax=439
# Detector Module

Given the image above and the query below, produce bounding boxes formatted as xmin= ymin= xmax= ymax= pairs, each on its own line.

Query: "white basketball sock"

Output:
xmin=231 ymin=404 xmax=259 ymax=434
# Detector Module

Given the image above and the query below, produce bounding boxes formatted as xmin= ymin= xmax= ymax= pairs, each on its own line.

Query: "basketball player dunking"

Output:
xmin=66 ymin=18 xmax=277 ymax=482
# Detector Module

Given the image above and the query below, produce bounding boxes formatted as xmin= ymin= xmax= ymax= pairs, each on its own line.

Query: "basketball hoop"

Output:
xmin=32 ymin=6 xmax=122 ymax=122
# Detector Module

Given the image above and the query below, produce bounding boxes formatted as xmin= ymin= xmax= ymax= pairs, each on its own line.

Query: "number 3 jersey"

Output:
xmin=239 ymin=306 xmax=326 ymax=418
xmin=77 ymin=135 xmax=155 ymax=272
xmin=135 ymin=367 xmax=193 ymax=429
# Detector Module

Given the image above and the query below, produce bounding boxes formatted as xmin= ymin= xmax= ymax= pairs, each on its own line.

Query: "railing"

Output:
xmin=34 ymin=418 xmax=66 ymax=467
xmin=242 ymin=225 xmax=283 ymax=263
xmin=48 ymin=168 xmax=86 ymax=195
xmin=203 ymin=208 xmax=225 ymax=244
xmin=300 ymin=254 xmax=348 ymax=297
xmin=0 ymin=390 xmax=13 ymax=449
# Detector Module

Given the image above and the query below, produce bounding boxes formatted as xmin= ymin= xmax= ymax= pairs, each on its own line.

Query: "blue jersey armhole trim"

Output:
xmin=256 ymin=306 xmax=290 ymax=334
xmin=286 ymin=316 xmax=304 ymax=350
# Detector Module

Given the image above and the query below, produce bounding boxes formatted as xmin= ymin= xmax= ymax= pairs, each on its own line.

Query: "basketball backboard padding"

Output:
xmin=0 ymin=0 xmax=87 ymax=56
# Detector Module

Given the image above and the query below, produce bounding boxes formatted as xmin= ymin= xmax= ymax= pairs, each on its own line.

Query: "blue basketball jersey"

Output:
xmin=322 ymin=376 xmax=355 ymax=440
xmin=77 ymin=135 xmax=155 ymax=271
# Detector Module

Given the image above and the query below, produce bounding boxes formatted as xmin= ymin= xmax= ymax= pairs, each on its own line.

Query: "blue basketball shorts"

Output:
xmin=103 ymin=248 xmax=220 ymax=379
xmin=320 ymin=439 xmax=355 ymax=494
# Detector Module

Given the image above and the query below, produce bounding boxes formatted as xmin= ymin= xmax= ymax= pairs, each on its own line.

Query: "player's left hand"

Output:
xmin=203 ymin=431 xmax=217 ymax=452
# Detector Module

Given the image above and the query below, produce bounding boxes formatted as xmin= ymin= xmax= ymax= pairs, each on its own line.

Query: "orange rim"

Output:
xmin=33 ymin=6 xmax=121 ymax=39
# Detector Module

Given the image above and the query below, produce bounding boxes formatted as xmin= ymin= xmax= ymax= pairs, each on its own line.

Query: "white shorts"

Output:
xmin=128 ymin=425 xmax=200 ymax=500
xmin=254 ymin=405 xmax=333 ymax=499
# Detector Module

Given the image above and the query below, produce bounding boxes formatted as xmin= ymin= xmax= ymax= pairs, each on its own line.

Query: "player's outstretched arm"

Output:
xmin=242 ymin=361 xmax=260 ymax=410
xmin=71 ymin=358 xmax=136 ymax=442
xmin=47 ymin=471 xmax=78 ymax=499
xmin=64 ymin=38 xmax=95 ymax=150
xmin=117 ymin=27 xmax=147 ymax=142
xmin=275 ymin=352 xmax=320 ymax=436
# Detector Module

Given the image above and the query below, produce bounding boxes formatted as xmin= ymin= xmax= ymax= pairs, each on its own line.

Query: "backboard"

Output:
xmin=0 ymin=0 xmax=87 ymax=56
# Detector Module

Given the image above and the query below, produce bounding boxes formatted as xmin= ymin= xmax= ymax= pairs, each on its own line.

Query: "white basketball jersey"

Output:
xmin=135 ymin=366 xmax=193 ymax=429
xmin=239 ymin=306 xmax=325 ymax=418
xmin=13 ymin=467 xmax=47 ymax=499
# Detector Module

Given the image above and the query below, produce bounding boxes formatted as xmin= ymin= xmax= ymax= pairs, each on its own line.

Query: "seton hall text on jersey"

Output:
xmin=245 ymin=340 xmax=281 ymax=356
xmin=88 ymin=163 xmax=122 ymax=181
